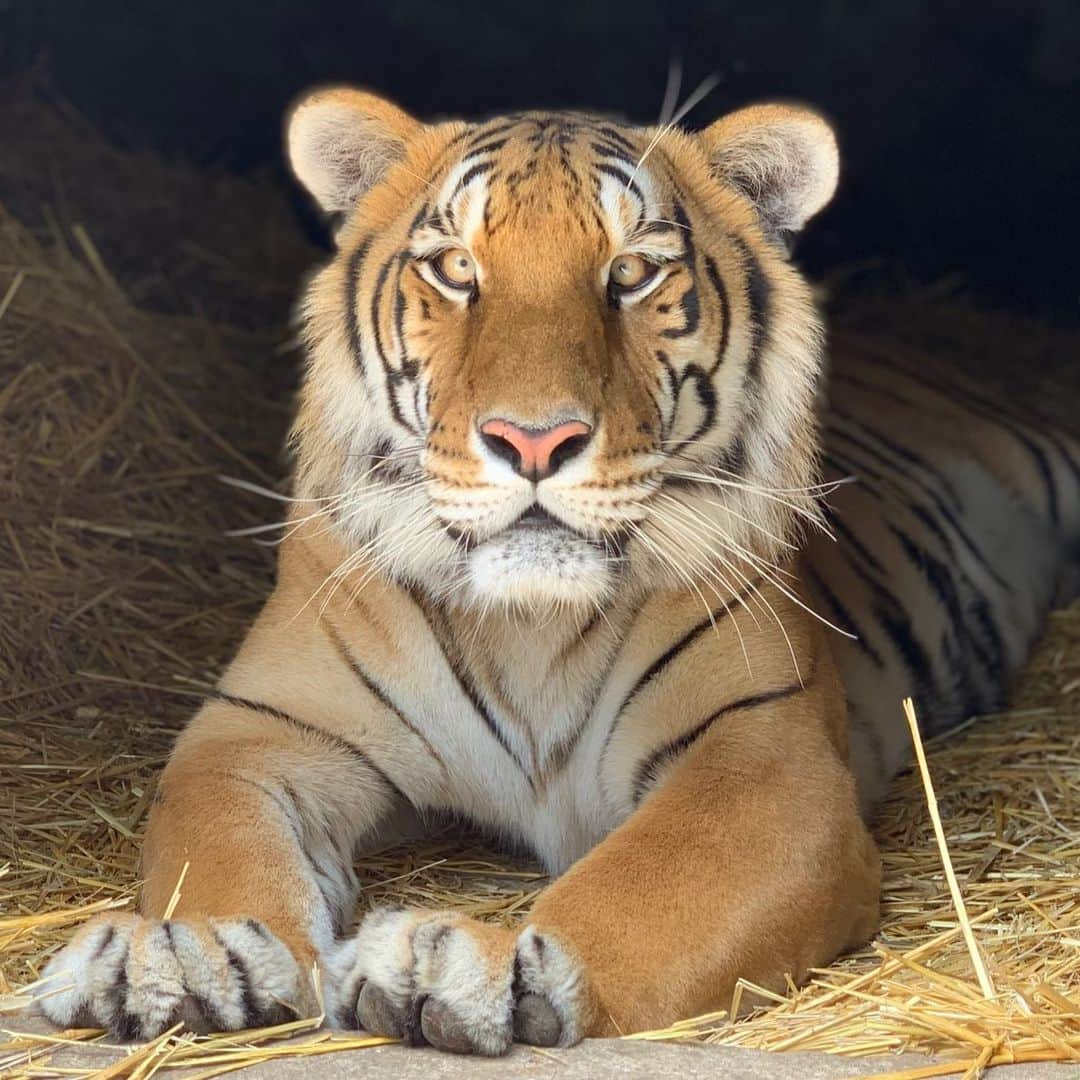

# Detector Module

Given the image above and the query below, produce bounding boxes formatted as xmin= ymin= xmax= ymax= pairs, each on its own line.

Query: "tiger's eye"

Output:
xmin=432 ymin=248 xmax=476 ymax=289
xmin=610 ymin=254 xmax=657 ymax=291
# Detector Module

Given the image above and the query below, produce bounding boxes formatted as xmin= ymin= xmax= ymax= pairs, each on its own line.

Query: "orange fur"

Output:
xmin=42 ymin=87 xmax=1078 ymax=1052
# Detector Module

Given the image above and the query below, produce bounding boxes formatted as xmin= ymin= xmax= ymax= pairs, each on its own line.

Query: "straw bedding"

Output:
xmin=1 ymin=87 xmax=1078 ymax=1078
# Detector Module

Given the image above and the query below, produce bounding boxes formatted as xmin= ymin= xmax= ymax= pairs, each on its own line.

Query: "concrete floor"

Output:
xmin=5 ymin=1019 xmax=1079 ymax=1079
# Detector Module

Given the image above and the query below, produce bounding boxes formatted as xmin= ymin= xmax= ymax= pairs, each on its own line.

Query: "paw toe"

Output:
xmin=39 ymin=914 xmax=300 ymax=1039
xmin=355 ymin=980 xmax=408 ymax=1038
xmin=513 ymin=991 xmax=562 ymax=1046
xmin=420 ymin=997 xmax=477 ymax=1054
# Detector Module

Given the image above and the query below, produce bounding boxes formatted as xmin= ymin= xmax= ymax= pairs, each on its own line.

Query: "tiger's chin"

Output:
xmin=462 ymin=526 xmax=615 ymax=612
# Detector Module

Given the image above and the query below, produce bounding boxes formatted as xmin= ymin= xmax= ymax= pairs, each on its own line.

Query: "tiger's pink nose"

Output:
xmin=479 ymin=418 xmax=593 ymax=480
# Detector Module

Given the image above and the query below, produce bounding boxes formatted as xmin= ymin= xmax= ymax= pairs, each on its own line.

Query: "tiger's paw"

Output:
xmin=325 ymin=909 xmax=588 ymax=1055
xmin=37 ymin=913 xmax=303 ymax=1039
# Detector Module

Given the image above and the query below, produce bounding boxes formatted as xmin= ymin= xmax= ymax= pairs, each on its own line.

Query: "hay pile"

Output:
xmin=2 ymin=88 xmax=1079 ymax=1078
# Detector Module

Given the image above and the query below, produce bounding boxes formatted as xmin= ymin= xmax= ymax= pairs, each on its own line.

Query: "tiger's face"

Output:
xmin=288 ymin=90 xmax=838 ymax=612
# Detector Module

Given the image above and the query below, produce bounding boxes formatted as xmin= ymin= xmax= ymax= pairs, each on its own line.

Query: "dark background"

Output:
xmin=6 ymin=0 xmax=1079 ymax=322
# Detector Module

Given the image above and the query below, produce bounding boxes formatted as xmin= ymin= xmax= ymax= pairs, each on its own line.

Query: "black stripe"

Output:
xmin=718 ymin=235 xmax=772 ymax=474
xmin=827 ymin=444 xmax=967 ymax=572
xmin=405 ymin=202 xmax=429 ymax=236
xmin=421 ymin=214 xmax=451 ymax=237
xmin=827 ymin=385 xmax=965 ymax=511
xmin=942 ymin=389 xmax=1066 ymax=526
xmin=322 ymin=620 xmax=449 ymax=777
xmin=233 ymin=771 xmax=346 ymax=930
xmin=632 ymin=678 xmax=808 ymax=803
xmin=597 ymin=125 xmax=639 ymax=153
xmin=392 ymin=261 xmax=409 ymax=364
xmin=205 ymin=690 xmax=405 ymax=801
xmin=449 ymin=160 xmax=494 ymax=202
xmin=803 ymin=564 xmax=885 ymax=669
xmin=889 ymin=523 xmax=1006 ymax=706
xmin=702 ymin=255 xmax=732 ymax=374
xmin=827 ymin=416 xmax=1012 ymax=592
xmin=909 ymin=364 xmax=1080 ymax=493
xmin=369 ymin=250 xmax=418 ymax=435
xmin=813 ymin=475 xmax=939 ymax=703
xmin=162 ymin=922 xmax=228 ymax=1034
xmin=590 ymin=140 xmax=638 ymax=168
xmin=637 ymin=220 xmax=681 ymax=237
xmin=829 ymin=438 xmax=1006 ymax=635
xmin=246 ymin=919 xmax=270 ymax=940
xmin=111 ymin=943 xmax=140 ymax=1041
xmin=622 ymin=575 xmax=763 ymax=718
xmin=213 ymin=930 xmax=262 ymax=1027
xmin=391 ymin=254 xmax=421 ymax=383
xmin=887 ymin=533 xmax=992 ymax=729
xmin=407 ymin=588 xmax=535 ymax=786
xmin=729 ymin=234 xmax=772 ymax=385
xmin=465 ymin=121 xmax=521 ymax=147
xmin=343 ymin=238 xmax=372 ymax=376
xmin=659 ymin=283 xmax=700 ymax=339
xmin=657 ymin=203 xmax=698 ymax=339
xmin=656 ymin=348 xmax=718 ymax=453
xmin=93 ymin=924 xmax=117 ymax=958
xmin=600 ymin=577 xmax=762 ymax=773
xmin=369 ymin=251 xmax=394 ymax=375
xmin=655 ymin=349 xmax=678 ymax=441
xmin=843 ymin=360 xmax=1063 ymax=526
xmin=463 ymin=137 xmax=509 ymax=159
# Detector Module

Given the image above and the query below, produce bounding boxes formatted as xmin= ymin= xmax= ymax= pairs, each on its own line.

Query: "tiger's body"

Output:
xmin=40 ymin=91 xmax=1079 ymax=1052
xmin=812 ymin=344 xmax=1079 ymax=799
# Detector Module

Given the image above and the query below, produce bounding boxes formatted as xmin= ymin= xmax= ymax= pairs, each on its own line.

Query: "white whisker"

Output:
xmin=625 ymin=72 xmax=720 ymax=195
xmin=650 ymin=500 xmax=803 ymax=684
xmin=657 ymin=55 xmax=683 ymax=128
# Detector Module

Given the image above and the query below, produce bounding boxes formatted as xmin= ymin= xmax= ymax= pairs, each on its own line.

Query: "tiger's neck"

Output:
xmin=423 ymin=593 xmax=637 ymax=779
xmin=284 ymin=524 xmax=783 ymax=785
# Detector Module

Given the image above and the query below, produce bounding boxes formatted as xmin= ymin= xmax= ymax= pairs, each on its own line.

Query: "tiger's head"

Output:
xmin=287 ymin=89 xmax=837 ymax=613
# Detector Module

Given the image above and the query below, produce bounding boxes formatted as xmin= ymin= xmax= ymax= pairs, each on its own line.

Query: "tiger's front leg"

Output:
xmin=526 ymin=681 xmax=882 ymax=1036
xmin=39 ymin=695 xmax=404 ymax=1038
xmin=329 ymin=653 xmax=880 ymax=1051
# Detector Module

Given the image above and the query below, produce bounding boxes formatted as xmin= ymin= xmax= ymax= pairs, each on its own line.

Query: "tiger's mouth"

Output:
xmin=510 ymin=505 xmax=577 ymax=534
xmin=461 ymin=502 xmax=624 ymax=608
xmin=505 ymin=504 xmax=622 ymax=554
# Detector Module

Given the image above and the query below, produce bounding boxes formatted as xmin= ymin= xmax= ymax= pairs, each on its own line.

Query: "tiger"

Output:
xmin=39 ymin=86 xmax=1080 ymax=1054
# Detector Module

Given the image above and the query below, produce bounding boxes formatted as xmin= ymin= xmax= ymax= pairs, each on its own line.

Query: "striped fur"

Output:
xmin=40 ymin=89 xmax=1079 ymax=1051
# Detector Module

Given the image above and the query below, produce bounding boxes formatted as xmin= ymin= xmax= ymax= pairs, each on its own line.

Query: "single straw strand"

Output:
xmin=902 ymin=696 xmax=996 ymax=1000
xmin=163 ymin=860 xmax=190 ymax=920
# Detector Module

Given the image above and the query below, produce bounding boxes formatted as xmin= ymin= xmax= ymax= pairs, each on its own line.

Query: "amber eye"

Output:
xmin=431 ymin=248 xmax=476 ymax=290
xmin=609 ymin=253 xmax=658 ymax=292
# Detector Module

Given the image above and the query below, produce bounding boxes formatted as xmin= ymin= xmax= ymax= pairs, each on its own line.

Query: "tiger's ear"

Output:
xmin=286 ymin=87 xmax=422 ymax=213
xmin=699 ymin=103 xmax=839 ymax=235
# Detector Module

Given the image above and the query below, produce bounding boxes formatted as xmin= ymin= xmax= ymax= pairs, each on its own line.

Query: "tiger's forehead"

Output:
xmin=430 ymin=112 xmax=669 ymax=249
